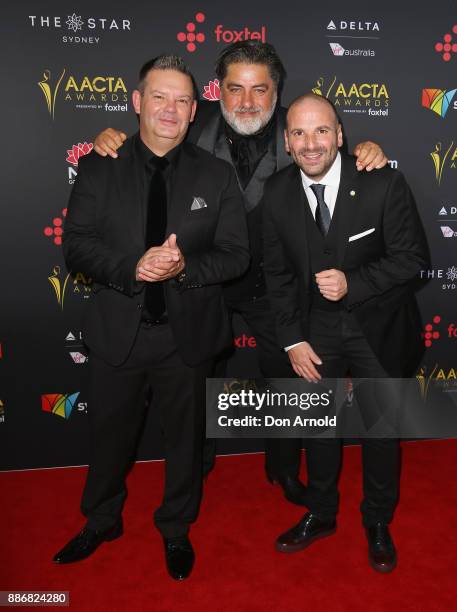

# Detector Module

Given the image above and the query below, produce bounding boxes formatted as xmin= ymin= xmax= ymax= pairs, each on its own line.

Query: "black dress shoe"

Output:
xmin=276 ymin=512 xmax=336 ymax=553
xmin=267 ymin=473 xmax=308 ymax=506
xmin=366 ymin=523 xmax=397 ymax=573
xmin=163 ymin=535 xmax=195 ymax=580
xmin=53 ymin=521 xmax=123 ymax=564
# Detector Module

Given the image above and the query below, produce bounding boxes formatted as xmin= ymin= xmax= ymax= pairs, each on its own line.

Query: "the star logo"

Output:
xmin=66 ymin=14 xmax=84 ymax=32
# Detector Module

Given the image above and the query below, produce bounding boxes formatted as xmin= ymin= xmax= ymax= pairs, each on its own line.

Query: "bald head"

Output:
xmin=285 ymin=93 xmax=343 ymax=180
xmin=287 ymin=93 xmax=339 ymax=128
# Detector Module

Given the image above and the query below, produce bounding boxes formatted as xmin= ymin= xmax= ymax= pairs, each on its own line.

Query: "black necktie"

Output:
xmin=310 ymin=183 xmax=331 ymax=236
xmin=144 ymin=156 xmax=169 ymax=321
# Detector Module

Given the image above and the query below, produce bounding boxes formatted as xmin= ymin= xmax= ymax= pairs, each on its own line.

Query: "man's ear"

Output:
xmin=284 ymin=129 xmax=290 ymax=154
xmin=189 ymin=99 xmax=197 ymax=123
xmin=337 ymin=123 xmax=343 ymax=148
xmin=132 ymin=89 xmax=141 ymax=115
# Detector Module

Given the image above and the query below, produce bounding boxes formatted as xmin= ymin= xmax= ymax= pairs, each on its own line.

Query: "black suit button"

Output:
xmin=137 ymin=303 xmax=143 ymax=309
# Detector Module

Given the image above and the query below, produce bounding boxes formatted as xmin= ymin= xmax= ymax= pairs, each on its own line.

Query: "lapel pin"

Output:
xmin=350 ymin=190 xmax=356 ymax=197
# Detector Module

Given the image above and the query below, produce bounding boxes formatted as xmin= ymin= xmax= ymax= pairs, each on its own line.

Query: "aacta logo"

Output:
xmin=423 ymin=315 xmax=441 ymax=347
xmin=44 ymin=209 xmax=67 ymax=246
xmin=41 ymin=393 xmax=80 ymax=419
xmin=416 ymin=364 xmax=457 ymax=400
xmin=435 ymin=26 xmax=457 ymax=62
xmin=48 ymin=265 xmax=92 ymax=310
xmin=422 ymin=89 xmax=457 ymax=118
xmin=312 ymin=76 xmax=388 ymax=115
xmin=67 ymin=141 xmax=93 ymax=184
xmin=177 ymin=12 xmax=206 ymax=53
xmin=202 ymin=79 xmax=220 ymax=101
xmin=430 ymin=141 xmax=457 ymax=185
xmin=38 ymin=69 xmax=128 ymax=117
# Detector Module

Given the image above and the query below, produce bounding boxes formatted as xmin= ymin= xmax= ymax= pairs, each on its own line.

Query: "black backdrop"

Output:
xmin=1 ymin=0 xmax=456 ymax=470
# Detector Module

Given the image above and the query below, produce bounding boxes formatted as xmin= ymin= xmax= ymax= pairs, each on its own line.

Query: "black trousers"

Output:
xmin=81 ymin=323 xmax=212 ymax=538
xmin=204 ymin=294 xmax=301 ymax=478
xmin=303 ymin=309 xmax=400 ymax=527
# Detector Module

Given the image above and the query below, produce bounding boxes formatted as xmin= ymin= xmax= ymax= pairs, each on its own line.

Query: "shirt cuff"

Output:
xmin=284 ymin=341 xmax=306 ymax=352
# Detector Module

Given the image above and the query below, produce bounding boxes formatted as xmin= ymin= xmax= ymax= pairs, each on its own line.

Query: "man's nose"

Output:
xmin=240 ymin=89 xmax=255 ymax=109
xmin=163 ymin=97 xmax=177 ymax=112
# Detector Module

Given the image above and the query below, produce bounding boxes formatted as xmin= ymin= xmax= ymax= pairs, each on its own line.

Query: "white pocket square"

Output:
xmin=348 ymin=228 xmax=375 ymax=242
xmin=190 ymin=196 xmax=207 ymax=211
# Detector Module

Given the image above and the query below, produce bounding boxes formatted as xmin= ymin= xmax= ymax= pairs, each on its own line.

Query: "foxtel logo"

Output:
xmin=234 ymin=334 xmax=257 ymax=348
xmin=214 ymin=24 xmax=267 ymax=44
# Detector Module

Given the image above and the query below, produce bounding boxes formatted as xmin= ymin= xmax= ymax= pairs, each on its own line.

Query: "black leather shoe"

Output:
xmin=53 ymin=520 xmax=123 ymax=564
xmin=276 ymin=512 xmax=336 ymax=553
xmin=267 ymin=473 xmax=308 ymax=506
xmin=163 ymin=535 xmax=195 ymax=580
xmin=366 ymin=523 xmax=397 ymax=573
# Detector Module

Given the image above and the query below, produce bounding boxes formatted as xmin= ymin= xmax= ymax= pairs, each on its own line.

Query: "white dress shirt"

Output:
xmin=284 ymin=152 xmax=342 ymax=352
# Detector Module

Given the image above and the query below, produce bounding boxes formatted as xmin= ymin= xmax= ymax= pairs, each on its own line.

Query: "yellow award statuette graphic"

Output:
xmin=48 ymin=266 xmax=70 ymax=310
xmin=431 ymin=141 xmax=454 ymax=185
xmin=38 ymin=69 xmax=66 ymax=119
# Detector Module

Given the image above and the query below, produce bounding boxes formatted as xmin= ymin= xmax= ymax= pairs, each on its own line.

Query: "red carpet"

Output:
xmin=2 ymin=440 xmax=457 ymax=611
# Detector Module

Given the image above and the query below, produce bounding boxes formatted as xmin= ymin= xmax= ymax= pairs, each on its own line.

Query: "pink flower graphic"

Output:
xmin=66 ymin=142 xmax=93 ymax=167
xmin=203 ymin=79 xmax=220 ymax=101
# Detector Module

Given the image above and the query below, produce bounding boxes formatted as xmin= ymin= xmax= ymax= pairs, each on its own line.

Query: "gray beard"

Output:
xmin=220 ymin=93 xmax=277 ymax=136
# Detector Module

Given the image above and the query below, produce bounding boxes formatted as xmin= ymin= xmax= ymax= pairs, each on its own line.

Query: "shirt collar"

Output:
xmin=300 ymin=151 xmax=341 ymax=190
xmin=135 ymin=132 xmax=181 ymax=168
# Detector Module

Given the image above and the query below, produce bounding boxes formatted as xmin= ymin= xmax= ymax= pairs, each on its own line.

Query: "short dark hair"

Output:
xmin=215 ymin=41 xmax=286 ymax=91
xmin=138 ymin=55 xmax=198 ymax=99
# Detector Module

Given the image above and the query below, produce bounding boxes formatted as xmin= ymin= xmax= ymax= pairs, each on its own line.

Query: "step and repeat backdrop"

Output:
xmin=1 ymin=0 xmax=456 ymax=470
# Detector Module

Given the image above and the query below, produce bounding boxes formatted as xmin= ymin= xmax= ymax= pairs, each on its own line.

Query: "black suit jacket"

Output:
xmin=186 ymin=101 xmax=291 ymax=300
xmin=262 ymin=153 xmax=430 ymax=376
xmin=63 ymin=135 xmax=249 ymax=367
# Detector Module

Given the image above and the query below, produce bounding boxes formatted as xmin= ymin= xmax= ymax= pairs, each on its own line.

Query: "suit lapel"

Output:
xmin=334 ymin=154 xmax=360 ymax=268
xmin=114 ymin=135 xmax=144 ymax=248
xmin=285 ymin=166 xmax=310 ymax=278
xmin=166 ymin=143 xmax=199 ymax=235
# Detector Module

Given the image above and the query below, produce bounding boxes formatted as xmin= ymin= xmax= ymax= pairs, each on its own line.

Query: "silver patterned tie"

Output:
xmin=310 ymin=183 xmax=331 ymax=236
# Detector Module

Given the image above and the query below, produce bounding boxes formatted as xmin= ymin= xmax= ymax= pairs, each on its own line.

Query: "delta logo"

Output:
xmin=312 ymin=76 xmax=389 ymax=117
xmin=439 ymin=205 xmax=457 ymax=216
xmin=38 ymin=69 xmax=128 ymax=119
xmin=66 ymin=141 xmax=93 ymax=184
xmin=422 ymin=89 xmax=457 ymax=118
xmin=41 ymin=392 xmax=80 ymax=419
xmin=326 ymin=20 xmax=380 ymax=35
xmin=430 ymin=141 xmax=457 ymax=185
